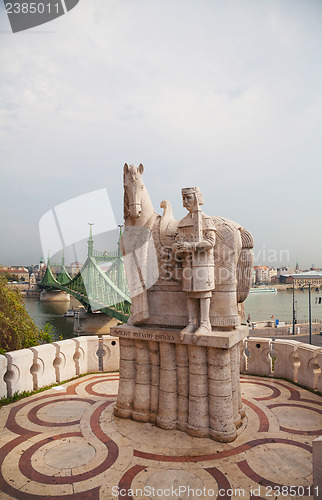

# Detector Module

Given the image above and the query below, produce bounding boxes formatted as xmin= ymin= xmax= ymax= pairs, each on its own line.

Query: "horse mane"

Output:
xmin=123 ymin=189 xmax=129 ymax=220
xmin=123 ymin=163 xmax=139 ymax=221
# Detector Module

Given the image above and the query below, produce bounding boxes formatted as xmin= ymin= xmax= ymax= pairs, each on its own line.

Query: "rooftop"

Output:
xmin=281 ymin=271 xmax=322 ymax=279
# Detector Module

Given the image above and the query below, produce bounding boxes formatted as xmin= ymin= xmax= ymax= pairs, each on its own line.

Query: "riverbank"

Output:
xmin=248 ymin=321 xmax=322 ymax=348
xmin=245 ymin=286 xmax=322 ymax=324
xmin=22 ymin=290 xmax=322 ymax=343
xmin=252 ymin=284 xmax=321 ymax=291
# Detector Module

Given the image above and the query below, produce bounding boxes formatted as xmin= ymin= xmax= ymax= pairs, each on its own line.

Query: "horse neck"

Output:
xmin=126 ymin=186 xmax=156 ymax=227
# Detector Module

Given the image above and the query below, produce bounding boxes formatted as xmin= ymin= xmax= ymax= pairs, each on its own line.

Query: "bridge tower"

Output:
xmin=40 ymin=225 xmax=131 ymax=321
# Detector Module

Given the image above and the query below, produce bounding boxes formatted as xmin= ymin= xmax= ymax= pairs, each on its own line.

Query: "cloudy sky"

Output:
xmin=0 ymin=0 xmax=321 ymax=269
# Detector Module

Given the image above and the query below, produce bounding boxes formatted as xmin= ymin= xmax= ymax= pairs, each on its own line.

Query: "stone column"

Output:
xmin=157 ymin=342 xmax=177 ymax=430
xmin=230 ymin=343 xmax=241 ymax=428
xmin=238 ymin=341 xmax=246 ymax=419
xmin=313 ymin=436 xmax=322 ymax=500
xmin=176 ymin=344 xmax=189 ymax=432
xmin=132 ymin=340 xmax=151 ymax=422
xmin=208 ymin=347 xmax=236 ymax=442
xmin=187 ymin=345 xmax=209 ymax=437
xmin=114 ymin=339 xmax=135 ymax=418
xmin=149 ymin=341 xmax=160 ymax=423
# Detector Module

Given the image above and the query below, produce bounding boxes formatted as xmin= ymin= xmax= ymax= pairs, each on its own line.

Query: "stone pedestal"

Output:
xmin=110 ymin=324 xmax=248 ymax=443
xmin=73 ymin=311 xmax=119 ymax=336
xmin=40 ymin=290 xmax=70 ymax=302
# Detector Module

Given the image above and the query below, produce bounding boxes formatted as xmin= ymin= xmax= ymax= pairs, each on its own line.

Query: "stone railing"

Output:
xmin=0 ymin=336 xmax=119 ymax=399
xmin=242 ymin=337 xmax=322 ymax=392
xmin=1 ymin=335 xmax=321 ymax=399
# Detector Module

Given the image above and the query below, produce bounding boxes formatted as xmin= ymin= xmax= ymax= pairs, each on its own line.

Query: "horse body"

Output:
xmin=122 ymin=163 xmax=253 ymax=328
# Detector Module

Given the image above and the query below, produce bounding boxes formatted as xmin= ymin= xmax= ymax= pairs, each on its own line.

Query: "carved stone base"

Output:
xmin=110 ymin=324 xmax=248 ymax=443
xmin=73 ymin=311 xmax=119 ymax=336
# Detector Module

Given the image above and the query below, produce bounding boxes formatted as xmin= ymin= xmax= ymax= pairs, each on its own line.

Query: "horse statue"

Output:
xmin=122 ymin=163 xmax=254 ymax=329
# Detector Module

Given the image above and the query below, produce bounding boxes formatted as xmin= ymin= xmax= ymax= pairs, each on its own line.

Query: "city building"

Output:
xmin=279 ymin=270 xmax=322 ymax=286
xmin=66 ymin=262 xmax=83 ymax=275
xmin=269 ymin=267 xmax=277 ymax=281
xmin=276 ymin=267 xmax=295 ymax=278
xmin=254 ymin=266 xmax=270 ymax=284
xmin=29 ymin=258 xmax=46 ymax=281
xmin=29 ymin=273 xmax=38 ymax=291
xmin=0 ymin=266 xmax=30 ymax=282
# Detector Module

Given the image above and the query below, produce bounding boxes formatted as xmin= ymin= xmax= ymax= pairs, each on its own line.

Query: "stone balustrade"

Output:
xmin=0 ymin=355 xmax=8 ymax=397
xmin=242 ymin=337 xmax=322 ymax=392
xmin=296 ymin=344 xmax=321 ymax=391
xmin=272 ymin=339 xmax=300 ymax=381
xmin=0 ymin=335 xmax=119 ymax=399
xmin=318 ymin=351 xmax=322 ymax=394
xmin=1 ymin=335 xmax=321 ymax=400
xmin=30 ymin=343 xmax=56 ymax=390
xmin=246 ymin=337 xmax=272 ymax=376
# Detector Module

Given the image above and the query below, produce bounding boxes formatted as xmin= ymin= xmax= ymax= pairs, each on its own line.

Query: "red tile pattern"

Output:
xmin=204 ymin=467 xmax=232 ymax=499
xmin=118 ymin=465 xmax=147 ymax=500
xmin=240 ymin=378 xmax=281 ymax=400
xmin=241 ymin=398 xmax=270 ymax=432
xmin=0 ymin=373 xmax=319 ymax=499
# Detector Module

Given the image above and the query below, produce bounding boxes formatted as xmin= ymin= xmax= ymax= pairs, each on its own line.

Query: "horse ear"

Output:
xmin=124 ymin=163 xmax=129 ymax=174
xmin=138 ymin=163 xmax=144 ymax=174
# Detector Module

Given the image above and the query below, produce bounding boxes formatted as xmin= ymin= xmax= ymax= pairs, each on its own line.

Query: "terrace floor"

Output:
xmin=0 ymin=373 xmax=321 ymax=499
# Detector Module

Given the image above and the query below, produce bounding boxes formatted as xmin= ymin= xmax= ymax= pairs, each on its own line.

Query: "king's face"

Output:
xmin=182 ymin=193 xmax=194 ymax=213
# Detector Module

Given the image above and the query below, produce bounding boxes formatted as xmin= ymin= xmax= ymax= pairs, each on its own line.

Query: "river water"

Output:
xmin=244 ymin=289 xmax=322 ymax=324
xmin=23 ymin=296 xmax=82 ymax=341
xmin=23 ymin=289 xmax=322 ymax=341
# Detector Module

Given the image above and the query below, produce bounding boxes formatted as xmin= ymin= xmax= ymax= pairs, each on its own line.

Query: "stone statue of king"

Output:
xmin=172 ymin=187 xmax=216 ymax=337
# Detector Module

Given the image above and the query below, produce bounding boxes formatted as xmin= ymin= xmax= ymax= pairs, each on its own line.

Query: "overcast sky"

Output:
xmin=1 ymin=0 xmax=321 ymax=269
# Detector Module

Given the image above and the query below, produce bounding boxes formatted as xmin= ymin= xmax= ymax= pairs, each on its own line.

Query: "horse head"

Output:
xmin=123 ymin=163 xmax=145 ymax=220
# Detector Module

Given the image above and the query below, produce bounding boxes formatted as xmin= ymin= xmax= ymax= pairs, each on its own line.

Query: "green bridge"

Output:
xmin=40 ymin=227 xmax=131 ymax=322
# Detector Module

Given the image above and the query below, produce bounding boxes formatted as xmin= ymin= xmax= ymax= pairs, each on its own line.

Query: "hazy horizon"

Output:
xmin=1 ymin=0 xmax=321 ymax=269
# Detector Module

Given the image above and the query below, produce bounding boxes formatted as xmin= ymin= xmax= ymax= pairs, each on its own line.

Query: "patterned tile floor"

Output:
xmin=0 ymin=373 xmax=321 ymax=499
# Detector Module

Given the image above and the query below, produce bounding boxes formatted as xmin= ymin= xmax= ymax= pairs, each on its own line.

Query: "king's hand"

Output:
xmin=172 ymin=242 xmax=194 ymax=253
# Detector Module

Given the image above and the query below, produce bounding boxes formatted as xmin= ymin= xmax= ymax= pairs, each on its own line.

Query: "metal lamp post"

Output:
xmin=309 ymin=283 xmax=312 ymax=344
xmin=293 ymin=281 xmax=312 ymax=343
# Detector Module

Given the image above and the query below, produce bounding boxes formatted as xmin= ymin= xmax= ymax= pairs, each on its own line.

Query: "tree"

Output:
xmin=2 ymin=272 xmax=19 ymax=282
xmin=0 ymin=277 xmax=52 ymax=353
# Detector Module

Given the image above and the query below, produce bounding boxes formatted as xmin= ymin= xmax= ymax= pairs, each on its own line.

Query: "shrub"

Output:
xmin=0 ymin=277 xmax=53 ymax=352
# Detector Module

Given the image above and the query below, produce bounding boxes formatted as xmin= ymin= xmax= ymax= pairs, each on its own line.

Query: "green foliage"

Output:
xmin=38 ymin=323 xmax=54 ymax=344
xmin=0 ymin=390 xmax=32 ymax=407
xmin=0 ymin=277 xmax=53 ymax=352
xmin=2 ymin=271 xmax=19 ymax=282
xmin=0 ymin=373 xmax=98 ymax=408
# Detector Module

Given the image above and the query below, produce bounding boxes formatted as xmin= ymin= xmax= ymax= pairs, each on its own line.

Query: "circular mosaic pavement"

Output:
xmin=0 ymin=373 xmax=319 ymax=499
xmin=44 ymin=442 xmax=96 ymax=469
